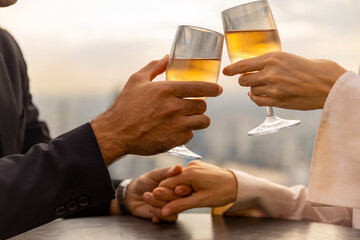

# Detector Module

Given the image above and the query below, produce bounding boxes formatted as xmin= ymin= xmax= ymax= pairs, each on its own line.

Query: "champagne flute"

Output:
xmin=222 ymin=0 xmax=300 ymax=136
xmin=166 ymin=25 xmax=224 ymax=159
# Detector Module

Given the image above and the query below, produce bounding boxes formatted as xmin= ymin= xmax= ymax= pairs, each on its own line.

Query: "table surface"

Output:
xmin=11 ymin=213 xmax=360 ymax=240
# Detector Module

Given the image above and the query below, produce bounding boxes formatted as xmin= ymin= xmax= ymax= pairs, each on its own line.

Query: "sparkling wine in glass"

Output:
xmin=222 ymin=0 xmax=300 ymax=136
xmin=166 ymin=25 xmax=224 ymax=159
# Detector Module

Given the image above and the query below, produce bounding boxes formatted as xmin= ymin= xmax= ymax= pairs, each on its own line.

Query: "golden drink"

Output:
xmin=166 ymin=58 xmax=220 ymax=83
xmin=225 ymin=29 xmax=281 ymax=63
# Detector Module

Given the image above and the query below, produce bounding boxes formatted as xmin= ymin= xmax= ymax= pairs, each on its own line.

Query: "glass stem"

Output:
xmin=265 ymin=106 xmax=275 ymax=117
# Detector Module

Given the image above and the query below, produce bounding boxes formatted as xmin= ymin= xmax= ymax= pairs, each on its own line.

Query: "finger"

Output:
xmin=158 ymin=174 xmax=191 ymax=189
xmin=148 ymin=164 xmax=182 ymax=183
xmin=181 ymin=99 xmax=207 ymax=116
xmin=250 ymin=85 xmax=272 ymax=97
xmin=137 ymin=55 xmax=169 ymax=81
xmin=174 ymin=185 xmax=193 ymax=196
xmin=223 ymin=55 xmax=266 ymax=76
xmin=152 ymin=187 xmax=186 ymax=202
xmin=162 ymin=196 xmax=200 ymax=217
xmin=143 ymin=192 xmax=168 ymax=208
xmin=150 ymin=208 xmax=178 ymax=223
xmin=169 ymin=81 xmax=223 ymax=98
xmin=248 ymin=91 xmax=276 ymax=107
xmin=152 ymin=216 xmax=161 ymax=223
xmin=238 ymin=72 xmax=265 ymax=87
xmin=183 ymin=114 xmax=211 ymax=131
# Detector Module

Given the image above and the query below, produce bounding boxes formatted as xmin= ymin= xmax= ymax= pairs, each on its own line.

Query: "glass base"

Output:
xmin=166 ymin=145 xmax=202 ymax=159
xmin=248 ymin=115 xmax=300 ymax=136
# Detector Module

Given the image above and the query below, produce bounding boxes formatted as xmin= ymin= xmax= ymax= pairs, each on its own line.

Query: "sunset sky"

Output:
xmin=0 ymin=0 xmax=359 ymax=96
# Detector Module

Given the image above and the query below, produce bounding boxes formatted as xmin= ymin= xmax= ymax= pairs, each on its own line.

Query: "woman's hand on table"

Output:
xmin=144 ymin=161 xmax=238 ymax=219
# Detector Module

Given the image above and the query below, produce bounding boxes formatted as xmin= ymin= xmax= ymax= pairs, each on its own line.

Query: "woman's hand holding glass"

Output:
xmin=223 ymin=51 xmax=347 ymax=110
xmin=221 ymin=0 xmax=300 ymax=136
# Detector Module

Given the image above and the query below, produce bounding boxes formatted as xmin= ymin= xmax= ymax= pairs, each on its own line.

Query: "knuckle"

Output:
xmin=149 ymin=59 xmax=161 ymax=66
xmin=269 ymin=51 xmax=282 ymax=60
xmin=186 ymin=161 xmax=196 ymax=167
xmin=158 ymin=83 xmax=176 ymax=97
xmin=129 ymin=72 xmax=148 ymax=83
xmin=275 ymin=89 xmax=286 ymax=99
xmin=268 ymin=87 xmax=281 ymax=97
xmin=129 ymin=72 xmax=139 ymax=81
xmin=188 ymin=160 xmax=201 ymax=167
xmin=263 ymin=68 xmax=277 ymax=84
xmin=265 ymin=52 xmax=282 ymax=66
xmin=143 ymin=60 xmax=160 ymax=71
xmin=164 ymin=103 xmax=182 ymax=116
xmin=184 ymin=165 xmax=197 ymax=175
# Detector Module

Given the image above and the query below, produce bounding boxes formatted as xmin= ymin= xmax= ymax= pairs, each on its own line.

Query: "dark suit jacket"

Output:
xmin=0 ymin=29 xmax=115 ymax=239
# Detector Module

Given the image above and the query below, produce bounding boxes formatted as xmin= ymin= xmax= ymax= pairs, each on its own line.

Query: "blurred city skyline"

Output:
xmin=0 ymin=0 xmax=359 ymax=96
xmin=0 ymin=0 xmax=359 ymax=187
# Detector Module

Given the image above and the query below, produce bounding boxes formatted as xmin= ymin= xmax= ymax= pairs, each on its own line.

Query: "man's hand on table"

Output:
xmin=110 ymin=165 xmax=192 ymax=222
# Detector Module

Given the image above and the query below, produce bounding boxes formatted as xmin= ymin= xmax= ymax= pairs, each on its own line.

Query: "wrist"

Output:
xmin=319 ymin=61 xmax=347 ymax=106
xmin=225 ymin=169 xmax=238 ymax=203
xmin=116 ymin=179 xmax=133 ymax=215
xmin=91 ymin=114 xmax=127 ymax=165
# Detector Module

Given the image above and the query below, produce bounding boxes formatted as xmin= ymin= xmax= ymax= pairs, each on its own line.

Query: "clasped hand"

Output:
xmin=126 ymin=161 xmax=238 ymax=223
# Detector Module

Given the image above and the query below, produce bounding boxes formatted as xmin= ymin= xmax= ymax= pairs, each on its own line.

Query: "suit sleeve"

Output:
xmin=12 ymin=28 xmax=115 ymax=220
xmin=65 ymin=179 xmax=121 ymax=218
xmin=0 ymin=123 xmax=115 ymax=239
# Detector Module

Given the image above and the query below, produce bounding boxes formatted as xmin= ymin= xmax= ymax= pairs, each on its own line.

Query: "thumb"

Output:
xmin=162 ymin=195 xmax=200 ymax=217
xmin=137 ymin=54 xmax=169 ymax=81
xmin=149 ymin=164 xmax=182 ymax=183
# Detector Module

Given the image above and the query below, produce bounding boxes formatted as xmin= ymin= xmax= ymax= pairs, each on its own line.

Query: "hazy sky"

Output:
xmin=0 ymin=0 xmax=359 ymax=96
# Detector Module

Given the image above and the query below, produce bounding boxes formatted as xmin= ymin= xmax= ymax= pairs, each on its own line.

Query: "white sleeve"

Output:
xmin=225 ymin=169 xmax=353 ymax=227
xmin=308 ymin=71 xmax=360 ymax=210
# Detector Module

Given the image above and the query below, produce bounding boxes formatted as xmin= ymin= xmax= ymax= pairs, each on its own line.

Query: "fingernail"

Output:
xmin=167 ymin=166 xmax=175 ymax=174
xmin=144 ymin=194 xmax=151 ymax=202
xmin=163 ymin=208 xmax=171 ymax=217
xmin=219 ymin=86 xmax=223 ymax=95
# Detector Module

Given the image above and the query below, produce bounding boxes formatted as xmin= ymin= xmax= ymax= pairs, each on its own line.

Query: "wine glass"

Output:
xmin=221 ymin=0 xmax=300 ymax=136
xmin=166 ymin=25 xmax=224 ymax=159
